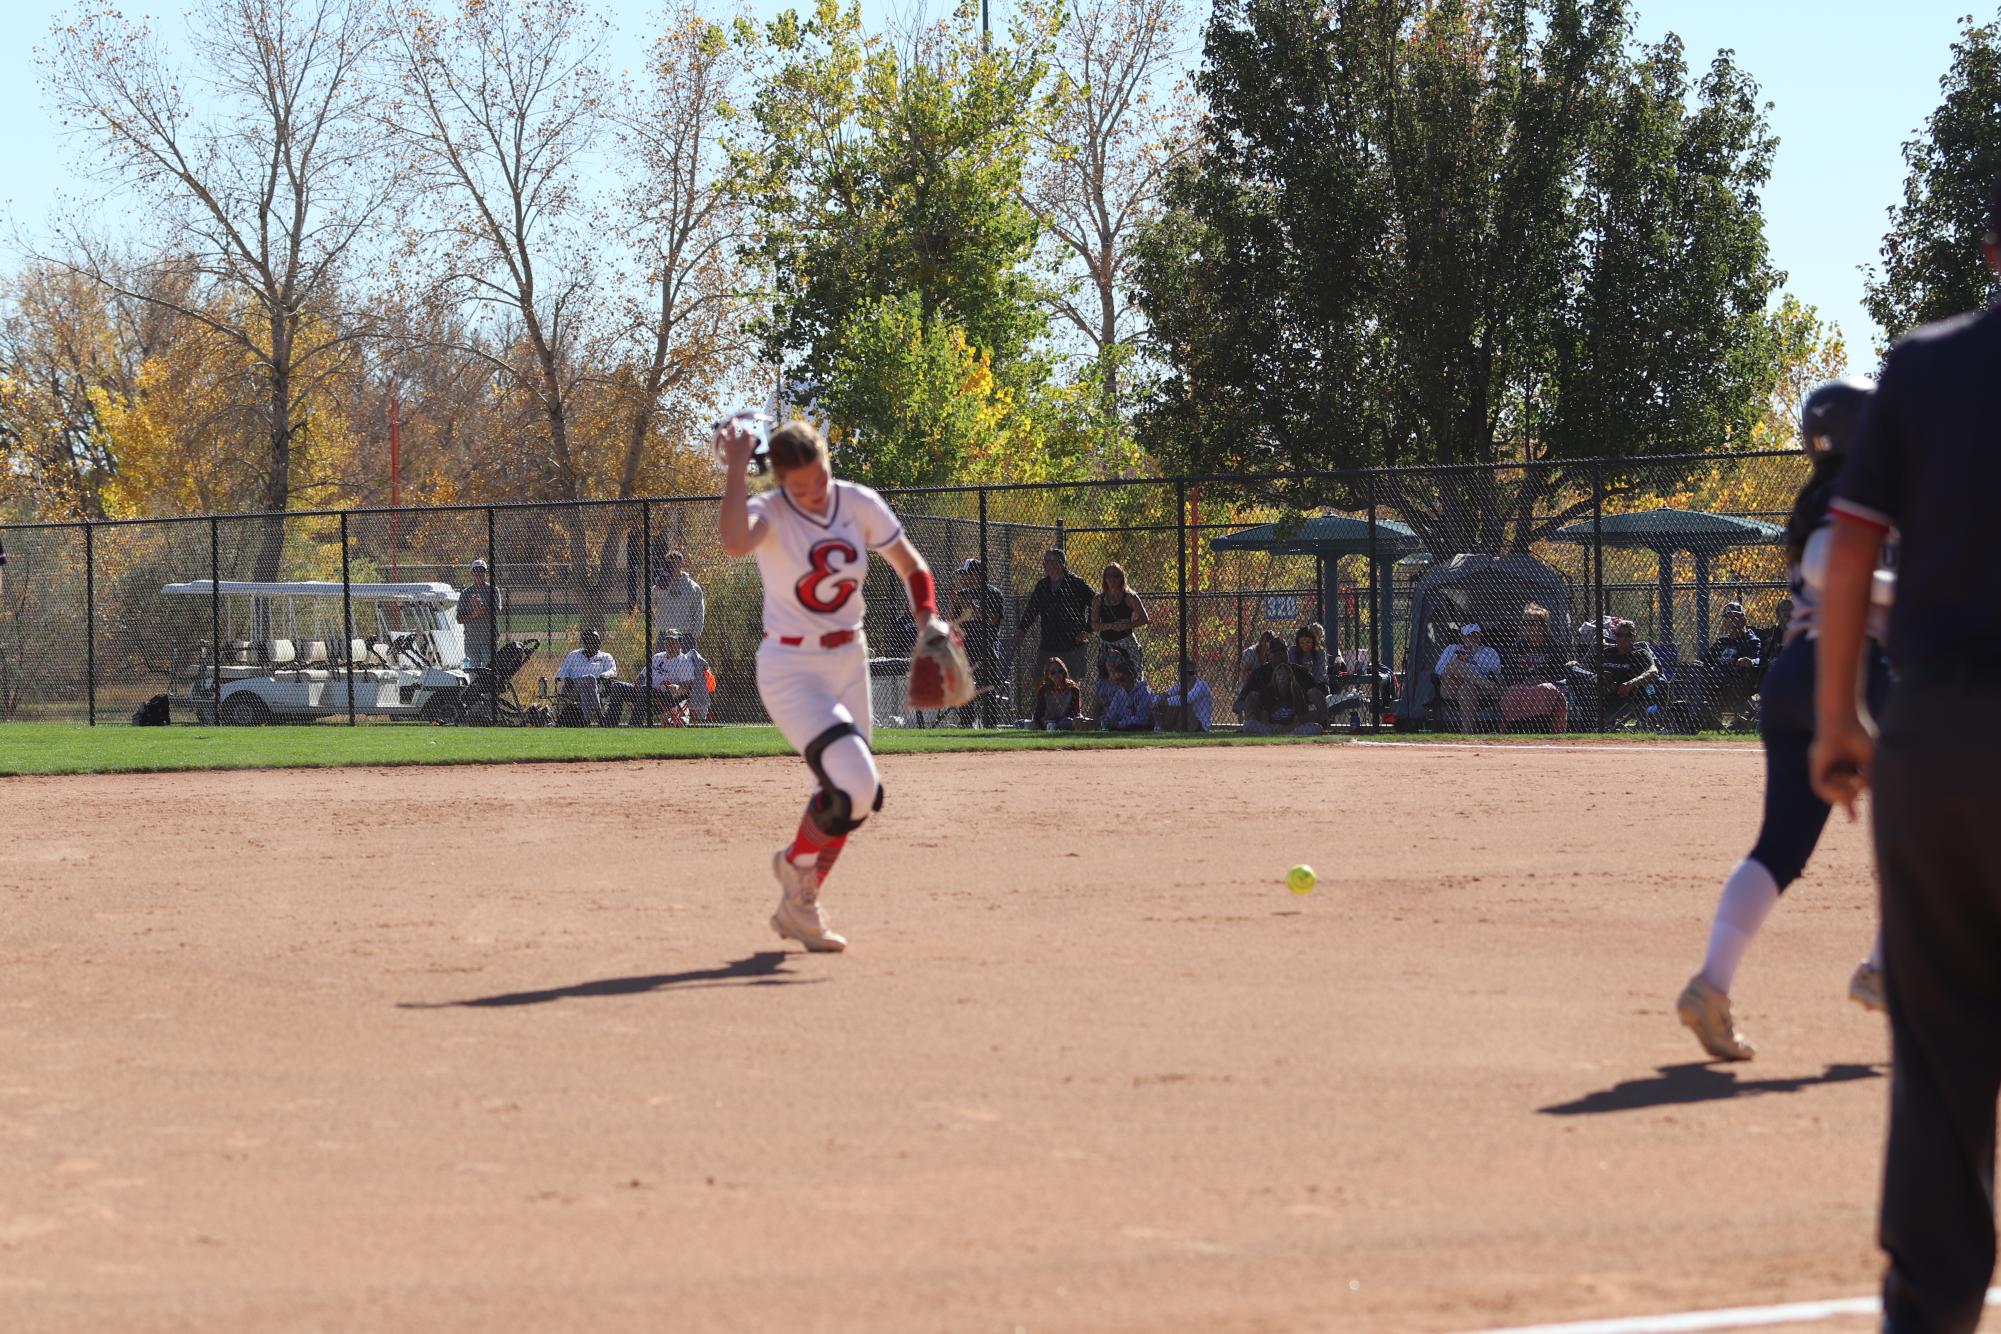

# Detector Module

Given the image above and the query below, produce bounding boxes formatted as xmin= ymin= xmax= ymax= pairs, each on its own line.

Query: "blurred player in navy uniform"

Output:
xmin=1812 ymin=176 xmax=2001 ymax=1334
xmin=1676 ymin=380 xmax=1891 ymax=1061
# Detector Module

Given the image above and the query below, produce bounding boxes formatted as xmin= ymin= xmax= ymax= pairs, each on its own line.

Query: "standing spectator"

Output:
xmin=649 ymin=551 xmax=706 ymax=649
xmin=1087 ymin=650 xmax=1154 ymax=732
xmin=1089 ymin=562 xmax=1151 ymax=682
xmin=555 ymin=628 xmax=624 ymax=726
xmin=949 ymin=558 xmax=1005 ymax=727
xmin=1434 ymin=624 xmax=1502 ymax=732
xmin=643 ymin=628 xmax=712 ymax=724
xmin=1501 ymin=603 xmax=1570 ymax=732
xmin=1811 ymin=182 xmax=2001 ymax=1333
xmin=455 ymin=558 xmax=502 ymax=668
xmin=1152 ymin=659 xmax=1215 ymax=733
xmin=1031 ymin=656 xmax=1085 ymax=731
xmin=1017 ymin=548 xmax=1095 ymax=686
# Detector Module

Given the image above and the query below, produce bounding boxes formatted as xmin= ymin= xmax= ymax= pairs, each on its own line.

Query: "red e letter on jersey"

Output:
xmin=796 ymin=538 xmax=861 ymax=613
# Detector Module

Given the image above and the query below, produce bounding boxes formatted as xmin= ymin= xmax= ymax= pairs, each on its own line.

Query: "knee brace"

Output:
xmin=803 ymin=722 xmax=885 ymax=836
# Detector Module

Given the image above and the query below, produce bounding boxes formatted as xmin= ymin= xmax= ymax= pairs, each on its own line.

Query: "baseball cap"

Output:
xmin=960 ymin=558 xmax=983 ymax=574
xmin=1722 ymin=601 xmax=1745 ymax=616
xmin=1614 ymin=619 xmax=1636 ymax=635
xmin=470 ymin=558 xmax=488 ymax=571
xmin=1460 ymin=623 xmax=1482 ymax=636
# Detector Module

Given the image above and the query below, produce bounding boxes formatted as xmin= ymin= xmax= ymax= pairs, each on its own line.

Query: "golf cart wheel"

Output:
xmin=220 ymin=693 xmax=272 ymax=727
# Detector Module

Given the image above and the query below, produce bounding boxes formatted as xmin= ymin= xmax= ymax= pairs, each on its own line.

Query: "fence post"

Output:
xmin=485 ymin=506 xmax=499 ymax=726
xmin=1174 ymin=478 xmax=1189 ymax=731
xmin=83 ymin=522 xmax=96 ymax=726
xmin=340 ymin=512 xmax=357 ymax=726
xmin=209 ymin=517 xmax=222 ymax=726
xmin=1592 ymin=459 xmax=1606 ymax=733
xmin=641 ymin=501 xmax=654 ymax=727
xmin=1366 ymin=476 xmax=1380 ymax=732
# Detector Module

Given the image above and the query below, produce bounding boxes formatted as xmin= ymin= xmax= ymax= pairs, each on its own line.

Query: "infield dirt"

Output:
xmin=1 ymin=742 xmax=1893 ymax=1333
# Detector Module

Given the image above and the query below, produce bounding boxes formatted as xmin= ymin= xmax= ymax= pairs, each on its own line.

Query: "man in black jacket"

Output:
xmin=1017 ymin=548 xmax=1095 ymax=690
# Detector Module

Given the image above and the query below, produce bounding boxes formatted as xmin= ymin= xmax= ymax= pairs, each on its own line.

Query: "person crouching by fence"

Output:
xmin=1501 ymin=604 xmax=1569 ymax=732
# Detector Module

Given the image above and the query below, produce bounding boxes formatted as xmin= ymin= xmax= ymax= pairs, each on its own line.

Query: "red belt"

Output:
xmin=766 ymin=629 xmax=859 ymax=649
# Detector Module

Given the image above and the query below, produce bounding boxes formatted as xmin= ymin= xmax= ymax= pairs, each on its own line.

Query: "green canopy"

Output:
xmin=1550 ymin=508 xmax=1781 ymax=648
xmin=1209 ymin=514 xmax=1421 ymax=558
xmin=1550 ymin=508 xmax=1781 ymax=551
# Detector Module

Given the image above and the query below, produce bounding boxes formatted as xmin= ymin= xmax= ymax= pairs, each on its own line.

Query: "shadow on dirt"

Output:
xmin=1538 ymin=1061 xmax=1884 ymax=1116
xmin=398 ymin=951 xmax=820 ymax=1009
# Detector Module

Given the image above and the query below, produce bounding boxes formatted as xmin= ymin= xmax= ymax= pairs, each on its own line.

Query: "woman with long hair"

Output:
xmin=1032 ymin=656 xmax=1084 ymax=730
xmin=1676 ymin=379 xmax=1895 ymax=1060
xmin=1090 ymin=562 xmax=1150 ymax=682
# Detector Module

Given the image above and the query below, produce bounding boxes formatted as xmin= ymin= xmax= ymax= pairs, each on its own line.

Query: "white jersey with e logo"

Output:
xmin=746 ymin=480 xmax=904 ymax=639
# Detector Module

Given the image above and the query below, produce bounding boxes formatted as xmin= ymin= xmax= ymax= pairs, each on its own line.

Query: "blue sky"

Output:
xmin=2 ymin=0 xmax=1987 ymax=369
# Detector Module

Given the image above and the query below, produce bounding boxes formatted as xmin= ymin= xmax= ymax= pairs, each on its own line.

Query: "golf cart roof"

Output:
xmin=161 ymin=580 xmax=459 ymax=602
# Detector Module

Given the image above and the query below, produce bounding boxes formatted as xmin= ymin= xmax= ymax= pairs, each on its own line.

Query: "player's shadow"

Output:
xmin=398 ymin=952 xmax=819 ymax=1010
xmin=1538 ymin=1061 xmax=1884 ymax=1116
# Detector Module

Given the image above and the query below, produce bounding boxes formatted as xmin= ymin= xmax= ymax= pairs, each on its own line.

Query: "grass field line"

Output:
xmin=1457 ymin=1287 xmax=2001 ymax=1333
xmin=1355 ymin=740 xmax=1763 ymax=756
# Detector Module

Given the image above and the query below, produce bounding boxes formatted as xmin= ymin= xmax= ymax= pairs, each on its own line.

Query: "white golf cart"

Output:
xmin=167 ymin=580 xmax=472 ymax=724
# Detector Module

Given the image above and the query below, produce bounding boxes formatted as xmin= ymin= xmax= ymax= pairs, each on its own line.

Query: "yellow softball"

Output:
xmin=1285 ymin=864 xmax=1317 ymax=896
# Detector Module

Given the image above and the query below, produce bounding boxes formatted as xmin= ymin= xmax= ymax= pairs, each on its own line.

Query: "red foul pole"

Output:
xmin=388 ymin=392 xmax=401 ymax=581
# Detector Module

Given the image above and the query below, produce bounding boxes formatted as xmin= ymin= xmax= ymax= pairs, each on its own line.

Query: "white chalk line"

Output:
xmin=1350 ymin=740 xmax=1761 ymax=755
xmin=1454 ymin=1286 xmax=2001 ymax=1334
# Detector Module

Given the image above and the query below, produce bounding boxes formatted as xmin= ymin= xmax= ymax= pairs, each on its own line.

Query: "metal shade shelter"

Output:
xmin=1210 ymin=515 xmax=1423 ymax=658
xmin=1550 ymin=508 xmax=1782 ymax=648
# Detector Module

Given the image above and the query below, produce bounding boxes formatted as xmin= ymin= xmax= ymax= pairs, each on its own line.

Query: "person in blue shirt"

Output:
xmin=1088 ymin=649 xmax=1153 ymax=732
xmin=1811 ymin=175 xmax=2001 ymax=1334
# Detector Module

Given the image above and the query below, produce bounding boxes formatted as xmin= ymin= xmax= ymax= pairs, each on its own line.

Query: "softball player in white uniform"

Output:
xmin=717 ymin=417 xmax=943 ymax=952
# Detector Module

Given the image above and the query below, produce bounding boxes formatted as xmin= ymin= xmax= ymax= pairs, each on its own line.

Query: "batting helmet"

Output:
xmin=1799 ymin=378 xmax=1872 ymax=458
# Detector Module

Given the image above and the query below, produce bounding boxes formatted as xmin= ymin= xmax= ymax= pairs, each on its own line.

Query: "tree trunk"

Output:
xmin=252 ymin=356 xmax=293 ymax=581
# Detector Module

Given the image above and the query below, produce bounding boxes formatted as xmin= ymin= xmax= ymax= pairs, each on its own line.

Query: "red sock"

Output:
xmin=788 ymin=805 xmax=848 ymax=884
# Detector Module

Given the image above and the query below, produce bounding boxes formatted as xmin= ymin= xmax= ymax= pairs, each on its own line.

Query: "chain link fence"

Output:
xmin=0 ymin=450 xmax=1808 ymax=733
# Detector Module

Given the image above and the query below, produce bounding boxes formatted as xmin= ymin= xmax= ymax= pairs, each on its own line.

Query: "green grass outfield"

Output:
xmin=0 ymin=722 xmax=1756 ymax=778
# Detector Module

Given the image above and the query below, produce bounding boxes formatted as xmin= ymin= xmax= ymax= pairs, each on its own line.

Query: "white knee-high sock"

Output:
xmin=1701 ymin=858 xmax=1782 ymax=994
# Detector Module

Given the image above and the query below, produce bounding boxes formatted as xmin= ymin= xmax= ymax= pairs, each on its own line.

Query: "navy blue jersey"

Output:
xmin=1833 ymin=305 xmax=2001 ymax=667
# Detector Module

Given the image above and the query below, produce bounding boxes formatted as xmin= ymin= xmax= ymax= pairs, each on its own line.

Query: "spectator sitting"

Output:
xmin=1288 ymin=623 xmax=1332 ymax=722
xmin=642 ymin=628 xmax=711 ymax=725
xmin=1241 ymin=651 xmax=1320 ymax=735
xmin=1684 ymin=601 xmax=1763 ymax=725
xmin=1596 ymin=619 xmax=1663 ymax=717
xmin=1434 ymin=623 xmax=1502 ymax=732
xmin=1235 ymin=631 xmax=1283 ymax=718
xmin=649 ymin=551 xmax=705 ymax=649
xmin=1087 ymin=650 xmax=1154 ymax=732
xmin=556 ymin=628 xmax=626 ymax=726
xmin=1031 ymin=656 xmax=1085 ymax=731
xmin=1501 ymin=602 xmax=1570 ymax=732
xmin=1090 ymin=561 xmax=1151 ymax=682
xmin=1151 ymin=659 xmax=1215 ymax=733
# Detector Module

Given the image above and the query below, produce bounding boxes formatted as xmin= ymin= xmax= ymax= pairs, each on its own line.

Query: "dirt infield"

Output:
xmin=1 ymin=742 xmax=1895 ymax=1333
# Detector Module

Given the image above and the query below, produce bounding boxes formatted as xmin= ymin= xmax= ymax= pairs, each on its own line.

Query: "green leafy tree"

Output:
xmin=743 ymin=0 xmax=1062 ymax=480
xmin=1863 ymin=11 xmax=2001 ymax=342
xmin=1130 ymin=0 xmax=1783 ymax=552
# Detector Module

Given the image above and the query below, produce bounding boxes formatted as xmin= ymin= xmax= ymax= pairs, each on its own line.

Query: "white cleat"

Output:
xmin=770 ymin=848 xmax=847 ymax=953
xmin=1848 ymin=962 xmax=1886 ymax=1013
